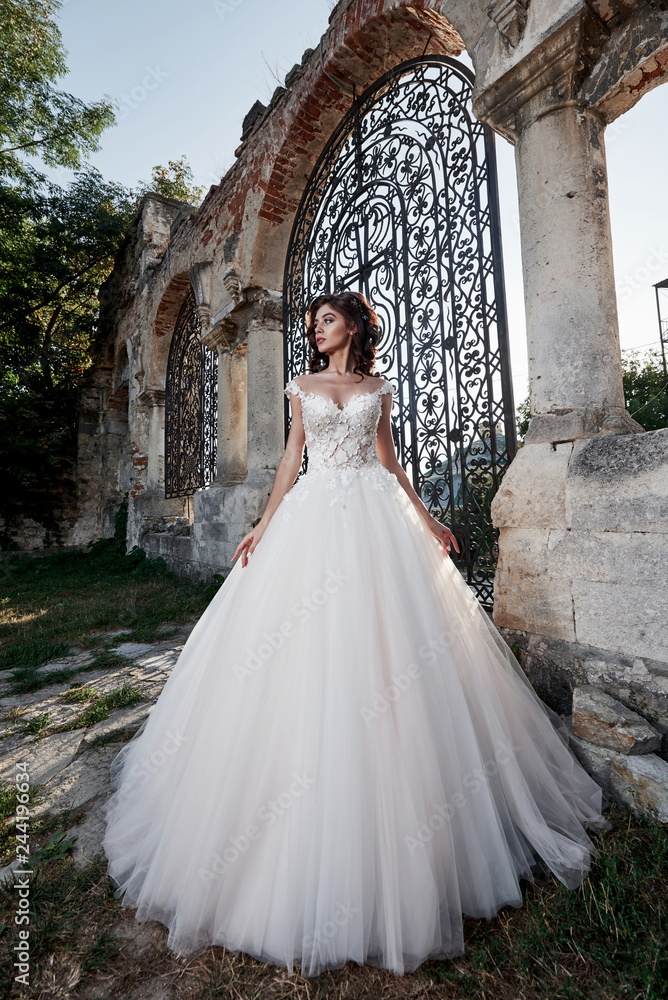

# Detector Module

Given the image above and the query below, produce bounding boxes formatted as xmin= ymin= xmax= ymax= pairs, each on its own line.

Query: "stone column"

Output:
xmin=140 ymin=389 xmax=166 ymax=493
xmin=201 ymin=318 xmax=248 ymax=486
xmin=475 ymin=11 xmax=644 ymax=445
xmin=470 ymin=9 xmax=668 ymax=704
xmin=216 ymin=344 xmax=248 ymax=485
xmin=187 ymin=288 xmax=284 ymax=578
xmin=516 ymin=101 xmax=642 ymax=443
xmin=240 ymin=289 xmax=285 ymax=479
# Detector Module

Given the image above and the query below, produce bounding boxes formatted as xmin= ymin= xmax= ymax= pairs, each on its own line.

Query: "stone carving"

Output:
xmin=488 ymin=0 xmax=530 ymax=48
xmin=222 ymin=267 xmax=242 ymax=302
xmin=188 ymin=261 xmax=214 ymax=333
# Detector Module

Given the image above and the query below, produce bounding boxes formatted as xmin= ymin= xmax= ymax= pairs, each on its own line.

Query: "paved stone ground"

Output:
xmin=0 ymin=623 xmax=198 ymax=883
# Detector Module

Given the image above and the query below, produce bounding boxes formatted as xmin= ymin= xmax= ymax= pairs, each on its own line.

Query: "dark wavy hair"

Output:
xmin=305 ymin=291 xmax=382 ymax=380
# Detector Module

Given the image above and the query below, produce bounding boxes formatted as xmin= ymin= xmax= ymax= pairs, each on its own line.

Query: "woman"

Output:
xmin=102 ymin=290 xmax=609 ymax=979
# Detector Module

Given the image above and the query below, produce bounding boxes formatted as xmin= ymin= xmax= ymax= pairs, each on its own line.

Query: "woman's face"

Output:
xmin=312 ymin=304 xmax=351 ymax=355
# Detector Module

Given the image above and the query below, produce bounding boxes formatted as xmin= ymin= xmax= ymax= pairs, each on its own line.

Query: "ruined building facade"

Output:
xmin=69 ymin=0 xmax=668 ymax=734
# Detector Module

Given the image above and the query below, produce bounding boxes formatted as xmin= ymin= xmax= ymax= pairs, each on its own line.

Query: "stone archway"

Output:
xmin=164 ymin=290 xmax=218 ymax=499
xmin=245 ymin=1 xmax=470 ymax=296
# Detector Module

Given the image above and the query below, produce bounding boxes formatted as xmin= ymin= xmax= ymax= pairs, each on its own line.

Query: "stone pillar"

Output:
xmin=516 ymin=102 xmax=642 ymax=443
xmin=201 ymin=317 xmax=248 ymax=486
xmin=211 ymin=286 xmax=284 ymax=481
xmin=140 ymin=389 xmax=166 ymax=493
xmin=216 ymin=344 xmax=248 ymax=485
xmin=184 ymin=288 xmax=284 ymax=579
xmin=130 ymin=387 xmax=187 ymax=549
xmin=473 ymin=9 xmax=668 ymax=714
xmin=245 ymin=295 xmax=284 ymax=478
xmin=475 ymin=10 xmax=644 ymax=445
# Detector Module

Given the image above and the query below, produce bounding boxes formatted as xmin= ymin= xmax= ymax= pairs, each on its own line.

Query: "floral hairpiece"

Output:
xmin=356 ymin=298 xmax=370 ymax=322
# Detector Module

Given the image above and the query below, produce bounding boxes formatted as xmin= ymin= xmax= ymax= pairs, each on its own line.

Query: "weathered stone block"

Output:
xmin=497 ymin=626 xmax=668 ymax=731
xmin=490 ymin=442 xmax=572 ymax=529
xmin=610 ymin=754 xmax=668 ymax=823
xmin=493 ymin=528 xmax=576 ymax=640
xmin=573 ymin=580 xmax=668 ymax=665
xmin=543 ymin=529 xmax=668 ymax=589
xmin=566 ymin=429 xmax=668 ymax=533
xmin=568 ymin=730 xmax=620 ymax=797
xmin=572 ymin=685 xmax=662 ymax=754
xmin=0 ymin=731 xmax=84 ymax=786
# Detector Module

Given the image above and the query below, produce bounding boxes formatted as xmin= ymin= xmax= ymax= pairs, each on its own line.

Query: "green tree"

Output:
xmin=135 ymin=155 xmax=206 ymax=206
xmin=622 ymin=347 xmax=668 ymax=432
xmin=516 ymin=395 xmax=531 ymax=443
xmin=0 ymin=0 xmax=114 ymax=186
xmin=0 ymin=170 xmax=136 ymax=528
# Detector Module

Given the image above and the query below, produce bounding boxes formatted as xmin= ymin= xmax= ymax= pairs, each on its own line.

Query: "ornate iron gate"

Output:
xmin=283 ymin=55 xmax=517 ymax=607
xmin=164 ymin=290 xmax=218 ymax=499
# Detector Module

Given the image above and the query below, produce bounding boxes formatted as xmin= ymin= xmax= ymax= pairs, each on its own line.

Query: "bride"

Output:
xmin=102 ymin=290 xmax=609 ymax=979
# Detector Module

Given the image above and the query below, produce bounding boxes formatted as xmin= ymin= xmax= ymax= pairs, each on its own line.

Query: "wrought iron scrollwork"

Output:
xmin=283 ymin=55 xmax=517 ymax=607
xmin=165 ymin=290 xmax=218 ymax=499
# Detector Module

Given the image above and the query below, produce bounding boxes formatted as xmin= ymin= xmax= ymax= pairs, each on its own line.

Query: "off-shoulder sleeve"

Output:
xmin=284 ymin=377 xmax=302 ymax=398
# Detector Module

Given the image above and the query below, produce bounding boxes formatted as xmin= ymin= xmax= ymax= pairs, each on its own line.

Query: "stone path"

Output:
xmin=0 ymin=624 xmax=197 ymax=882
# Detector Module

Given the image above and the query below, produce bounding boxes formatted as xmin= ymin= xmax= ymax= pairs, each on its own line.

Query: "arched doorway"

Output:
xmin=164 ymin=290 xmax=218 ymax=499
xmin=283 ymin=55 xmax=517 ymax=607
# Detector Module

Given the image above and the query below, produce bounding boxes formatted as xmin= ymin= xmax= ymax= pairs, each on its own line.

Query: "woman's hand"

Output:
xmin=232 ymin=522 xmax=267 ymax=568
xmin=425 ymin=515 xmax=460 ymax=559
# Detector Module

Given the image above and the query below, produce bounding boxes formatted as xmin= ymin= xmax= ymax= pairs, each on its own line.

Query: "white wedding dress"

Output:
xmin=102 ymin=376 xmax=609 ymax=978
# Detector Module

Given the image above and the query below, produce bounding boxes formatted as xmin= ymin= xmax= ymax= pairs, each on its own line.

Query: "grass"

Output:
xmin=55 ymin=682 xmax=145 ymax=730
xmin=0 ymin=801 xmax=664 ymax=999
xmin=20 ymin=711 xmax=52 ymax=736
xmin=0 ymin=539 xmax=220 ymax=697
xmin=0 ymin=638 xmax=70 ymax=672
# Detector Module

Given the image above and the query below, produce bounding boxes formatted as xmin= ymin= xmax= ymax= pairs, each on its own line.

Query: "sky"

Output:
xmin=46 ymin=0 xmax=668 ymax=408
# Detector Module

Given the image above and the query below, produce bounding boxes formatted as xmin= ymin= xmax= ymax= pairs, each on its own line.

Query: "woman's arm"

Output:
xmin=376 ymin=390 xmax=460 ymax=559
xmin=232 ymin=393 xmax=306 ymax=568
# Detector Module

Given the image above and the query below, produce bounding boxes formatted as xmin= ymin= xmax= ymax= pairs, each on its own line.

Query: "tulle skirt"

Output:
xmin=102 ymin=463 xmax=608 ymax=977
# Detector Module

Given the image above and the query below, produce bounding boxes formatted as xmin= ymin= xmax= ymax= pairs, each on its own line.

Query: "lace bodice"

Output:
xmin=281 ymin=376 xmax=399 ymax=517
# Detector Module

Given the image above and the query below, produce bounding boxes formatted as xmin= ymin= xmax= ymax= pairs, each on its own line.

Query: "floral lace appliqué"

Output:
xmin=281 ymin=378 xmax=398 ymax=519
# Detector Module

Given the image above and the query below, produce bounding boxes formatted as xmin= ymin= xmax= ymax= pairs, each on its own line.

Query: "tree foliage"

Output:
xmin=0 ymin=171 xmax=136 ymax=521
xmin=134 ymin=155 xmax=206 ymax=206
xmin=621 ymin=347 xmax=668 ymax=432
xmin=0 ymin=0 xmax=114 ymax=186
xmin=0 ymin=1 xmax=211 ymax=543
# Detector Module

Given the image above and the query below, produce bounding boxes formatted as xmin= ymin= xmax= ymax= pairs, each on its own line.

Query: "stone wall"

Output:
xmin=492 ymin=428 xmax=668 ymax=727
